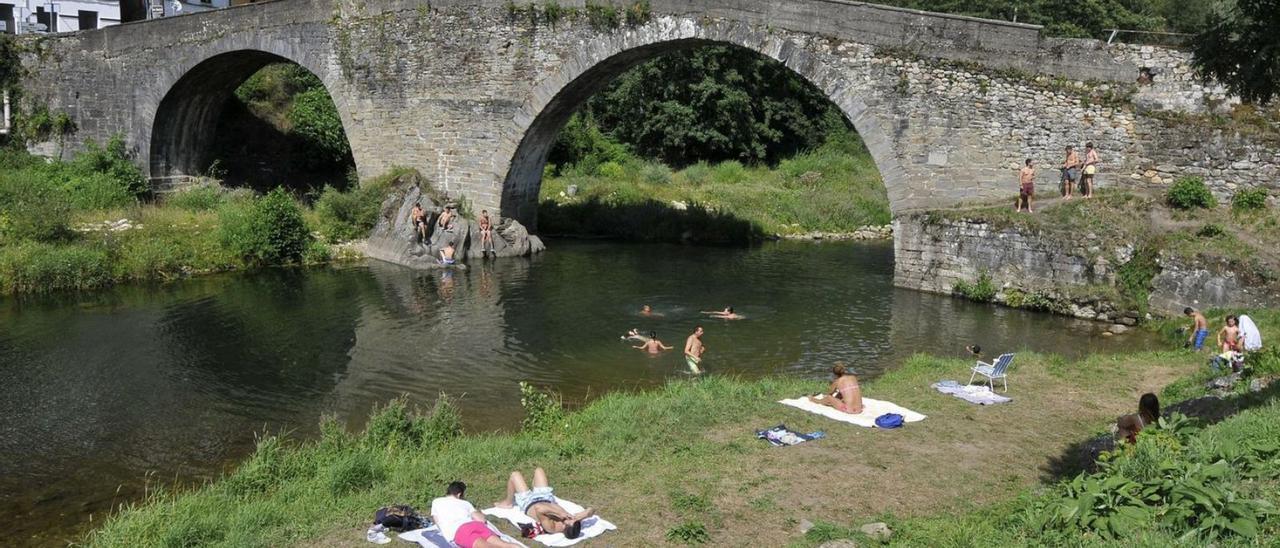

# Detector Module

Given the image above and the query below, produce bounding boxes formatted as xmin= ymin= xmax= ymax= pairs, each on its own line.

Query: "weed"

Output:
xmin=1232 ymin=187 xmax=1269 ymax=212
xmin=664 ymin=520 xmax=710 ymax=545
xmin=953 ymin=272 xmax=997 ymax=303
xmin=1166 ymin=177 xmax=1217 ymax=210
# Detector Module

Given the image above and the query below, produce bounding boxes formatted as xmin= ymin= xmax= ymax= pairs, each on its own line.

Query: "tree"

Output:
xmin=1193 ymin=0 xmax=1280 ymax=105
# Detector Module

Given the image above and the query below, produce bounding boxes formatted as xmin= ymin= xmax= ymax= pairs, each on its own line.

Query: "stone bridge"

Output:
xmin=21 ymin=0 xmax=1244 ymax=228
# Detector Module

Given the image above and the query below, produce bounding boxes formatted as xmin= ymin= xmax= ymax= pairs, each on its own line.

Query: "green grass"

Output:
xmin=539 ymin=132 xmax=889 ymax=240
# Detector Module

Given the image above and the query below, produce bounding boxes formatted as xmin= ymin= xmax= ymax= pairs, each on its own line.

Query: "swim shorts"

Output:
xmin=1020 ymin=183 xmax=1034 ymax=197
xmin=1084 ymin=165 xmax=1097 ymax=175
xmin=515 ymin=487 xmax=556 ymax=515
xmin=1193 ymin=328 xmax=1210 ymax=350
xmin=685 ymin=355 xmax=703 ymax=373
xmin=454 ymin=521 xmax=495 ymax=548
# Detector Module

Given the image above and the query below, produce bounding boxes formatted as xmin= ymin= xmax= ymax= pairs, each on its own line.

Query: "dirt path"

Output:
xmin=310 ymin=351 xmax=1196 ymax=547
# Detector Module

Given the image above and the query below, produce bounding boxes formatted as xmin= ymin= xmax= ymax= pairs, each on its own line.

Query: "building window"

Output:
xmin=0 ymin=5 xmax=14 ymax=35
xmin=78 ymin=10 xmax=98 ymax=30
xmin=35 ymin=7 xmax=53 ymax=33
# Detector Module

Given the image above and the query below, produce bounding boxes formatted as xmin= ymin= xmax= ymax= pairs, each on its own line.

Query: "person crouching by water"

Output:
xmin=1115 ymin=393 xmax=1160 ymax=445
xmin=633 ymin=331 xmax=673 ymax=354
xmin=431 ymin=481 xmax=522 ymax=548
xmin=809 ymin=362 xmax=863 ymax=414
xmin=439 ymin=242 xmax=457 ymax=265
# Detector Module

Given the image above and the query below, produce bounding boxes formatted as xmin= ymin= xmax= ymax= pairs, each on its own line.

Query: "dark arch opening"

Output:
xmin=503 ymin=39 xmax=887 ymax=239
xmin=150 ymin=51 xmax=355 ymax=193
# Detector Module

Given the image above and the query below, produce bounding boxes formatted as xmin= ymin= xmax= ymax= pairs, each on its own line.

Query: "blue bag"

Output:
xmin=874 ymin=413 xmax=904 ymax=429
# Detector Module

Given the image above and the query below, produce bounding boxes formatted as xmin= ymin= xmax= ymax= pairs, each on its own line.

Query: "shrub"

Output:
xmin=67 ymin=136 xmax=149 ymax=198
xmin=710 ymin=160 xmax=746 ymax=184
xmin=640 ymin=162 xmax=672 ymax=185
xmin=597 ymin=161 xmax=626 ymax=179
xmin=680 ymin=162 xmax=712 ymax=186
xmin=0 ymin=171 xmax=72 ymax=243
xmin=1166 ymin=177 xmax=1217 ymax=210
xmin=1196 ymin=223 xmax=1225 ymax=238
xmin=288 ymin=88 xmax=351 ymax=168
xmin=953 ymin=272 xmax=997 ymax=303
xmin=362 ymin=395 xmax=462 ymax=450
xmin=218 ymin=188 xmax=311 ymax=266
xmin=1231 ymin=187 xmax=1268 ymax=212
xmin=0 ymin=242 xmax=113 ymax=293
xmin=314 ymin=184 xmax=382 ymax=243
xmin=520 ymin=381 xmax=566 ymax=433
xmin=165 ymin=186 xmax=226 ymax=212
xmin=1116 ymin=244 xmax=1160 ymax=315
xmin=325 ymin=451 xmax=385 ymax=495
xmin=664 ymin=521 xmax=710 ymax=545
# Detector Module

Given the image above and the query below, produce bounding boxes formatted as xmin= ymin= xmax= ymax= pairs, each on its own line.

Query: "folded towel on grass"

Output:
xmin=778 ymin=397 xmax=926 ymax=427
xmin=932 ymin=380 xmax=1013 ymax=405
xmin=483 ymin=498 xmax=616 ymax=547
xmin=399 ymin=525 xmax=527 ymax=548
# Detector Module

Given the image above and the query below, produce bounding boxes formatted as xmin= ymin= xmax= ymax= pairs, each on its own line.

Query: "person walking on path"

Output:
xmin=1015 ymin=159 xmax=1036 ymax=213
xmin=1061 ymin=145 xmax=1080 ymax=199
xmin=684 ymin=326 xmax=706 ymax=374
xmin=1082 ymin=142 xmax=1100 ymax=198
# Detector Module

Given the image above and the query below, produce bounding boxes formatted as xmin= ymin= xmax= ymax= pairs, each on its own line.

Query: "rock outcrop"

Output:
xmin=365 ymin=173 xmax=545 ymax=269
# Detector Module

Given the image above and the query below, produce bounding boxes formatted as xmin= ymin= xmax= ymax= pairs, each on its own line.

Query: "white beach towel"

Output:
xmin=932 ymin=381 xmax=1012 ymax=405
xmin=777 ymin=396 xmax=927 ymax=426
xmin=1240 ymin=315 xmax=1263 ymax=352
xmin=483 ymin=498 xmax=616 ymax=547
xmin=399 ymin=525 xmax=527 ymax=548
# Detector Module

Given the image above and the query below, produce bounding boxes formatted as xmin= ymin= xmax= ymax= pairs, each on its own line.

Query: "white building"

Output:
xmin=0 ymin=0 xmax=233 ymax=34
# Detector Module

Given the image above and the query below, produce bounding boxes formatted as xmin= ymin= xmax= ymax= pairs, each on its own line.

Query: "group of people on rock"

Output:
xmin=1015 ymin=142 xmax=1101 ymax=213
xmin=428 ymin=468 xmax=592 ymax=548
xmin=409 ymin=202 xmax=497 ymax=265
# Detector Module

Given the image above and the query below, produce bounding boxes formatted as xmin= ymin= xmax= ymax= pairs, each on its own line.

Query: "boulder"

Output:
xmin=860 ymin=522 xmax=892 ymax=542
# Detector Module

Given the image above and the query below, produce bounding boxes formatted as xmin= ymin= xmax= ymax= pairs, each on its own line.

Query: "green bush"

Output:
xmin=953 ymin=272 xmax=997 ymax=303
xmin=597 ymin=161 xmax=626 ymax=179
xmin=218 ymin=188 xmax=311 ymax=266
xmin=165 ymin=186 xmax=226 ymax=212
xmin=1166 ymin=177 xmax=1217 ymax=210
xmin=1196 ymin=223 xmax=1226 ymax=238
xmin=67 ymin=136 xmax=149 ymax=198
xmin=0 ymin=171 xmax=72 ymax=244
xmin=520 ymin=381 xmax=567 ymax=433
xmin=324 ymin=451 xmax=385 ymax=495
xmin=288 ymin=88 xmax=351 ymax=168
xmin=1231 ymin=187 xmax=1269 ymax=212
xmin=314 ymin=184 xmax=383 ymax=243
xmin=710 ymin=160 xmax=746 ymax=184
xmin=1116 ymin=244 xmax=1160 ymax=315
xmin=361 ymin=395 xmax=461 ymax=450
xmin=640 ymin=162 xmax=672 ymax=185
xmin=664 ymin=521 xmax=710 ymax=545
xmin=0 ymin=242 xmax=113 ymax=293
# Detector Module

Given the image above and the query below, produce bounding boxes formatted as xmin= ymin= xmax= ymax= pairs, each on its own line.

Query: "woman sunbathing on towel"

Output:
xmin=809 ymin=362 xmax=863 ymax=414
xmin=495 ymin=467 xmax=594 ymax=540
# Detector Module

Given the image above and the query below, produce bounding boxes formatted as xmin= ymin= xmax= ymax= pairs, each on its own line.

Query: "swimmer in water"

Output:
xmin=702 ymin=306 xmax=743 ymax=320
xmin=639 ymin=304 xmax=664 ymax=317
xmin=633 ymin=331 xmax=673 ymax=354
xmin=621 ymin=329 xmax=651 ymax=343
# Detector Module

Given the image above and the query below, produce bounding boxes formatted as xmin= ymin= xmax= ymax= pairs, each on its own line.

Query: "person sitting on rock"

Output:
xmin=494 ymin=467 xmax=593 ymax=540
xmin=439 ymin=242 xmax=457 ymax=265
xmin=1115 ymin=393 xmax=1159 ymax=444
xmin=478 ymin=210 xmax=495 ymax=254
xmin=437 ymin=205 xmax=455 ymax=232
xmin=702 ymin=306 xmax=743 ymax=320
xmin=633 ymin=331 xmax=673 ymax=354
xmin=809 ymin=362 xmax=863 ymax=414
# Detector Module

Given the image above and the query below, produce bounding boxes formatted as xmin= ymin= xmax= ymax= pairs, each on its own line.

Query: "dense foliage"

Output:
xmin=218 ymin=188 xmax=312 ymax=266
xmin=1193 ymin=0 xmax=1280 ymax=105
xmin=1231 ymin=187 xmax=1270 ymax=211
xmin=1166 ymin=176 xmax=1218 ymax=209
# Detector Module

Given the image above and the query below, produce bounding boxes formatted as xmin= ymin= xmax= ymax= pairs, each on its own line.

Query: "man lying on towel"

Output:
xmin=431 ymin=481 xmax=523 ymax=548
xmin=808 ymin=362 xmax=863 ymax=414
xmin=494 ymin=467 xmax=594 ymax=539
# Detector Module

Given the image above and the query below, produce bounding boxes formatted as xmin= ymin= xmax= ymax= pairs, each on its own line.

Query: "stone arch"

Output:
xmin=496 ymin=18 xmax=906 ymax=227
xmin=144 ymin=46 xmax=355 ymax=183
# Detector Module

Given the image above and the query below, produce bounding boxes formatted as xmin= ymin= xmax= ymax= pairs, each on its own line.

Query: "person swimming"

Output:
xmin=702 ymin=306 xmax=743 ymax=320
xmin=808 ymin=362 xmax=863 ymax=414
xmin=621 ymin=329 xmax=651 ymax=343
xmin=639 ymin=304 xmax=664 ymax=317
xmin=633 ymin=331 xmax=673 ymax=354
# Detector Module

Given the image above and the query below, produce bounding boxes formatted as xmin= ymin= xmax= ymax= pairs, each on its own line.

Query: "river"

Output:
xmin=0 ymin=239 xmax=1158 ymax=545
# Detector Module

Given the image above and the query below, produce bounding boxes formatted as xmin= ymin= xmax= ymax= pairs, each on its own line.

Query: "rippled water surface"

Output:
xmin=0 ymin=240 xmax=1158 ymax=545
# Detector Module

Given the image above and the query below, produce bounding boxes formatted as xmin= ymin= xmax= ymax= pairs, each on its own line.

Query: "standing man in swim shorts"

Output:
xmin=432 ymin=481 xmax=523 ymax=548
xmin=1061 ymin=145 xmax=1080 ymax=199
xmin=1185 ymin=307 xmax=1209 ymax=350
xmin=411 ymin=202 xmax=428 ymax=243
xmin=684 ymin=326 xmax=706 ymax=374
xmin=1015 ymin=159 xmax=1036 ymax=213
xmin=1081 ymin=142 xmax=1099 ymax=198
xmin=494 ymin=468 xmax=594 ymax=540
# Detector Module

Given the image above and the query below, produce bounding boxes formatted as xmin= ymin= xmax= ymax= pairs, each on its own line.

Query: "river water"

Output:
xmin=0 ymin=240 xmax=1157 ymax=545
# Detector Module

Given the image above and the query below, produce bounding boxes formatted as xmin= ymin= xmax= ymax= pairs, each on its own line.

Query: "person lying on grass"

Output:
xmin=431 ymin=481 xmax=523 ymax=548
xmin=808 ymin=362 xmax=863 ymax=414
xmin=494 ymin=467 xmax=594 ymax=539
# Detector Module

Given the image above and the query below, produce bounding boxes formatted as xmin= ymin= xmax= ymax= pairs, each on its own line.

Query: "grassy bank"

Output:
xmin=0 ymin=145 xmax=389 ymax=295
xmin=539 ymin=130 xmax=889 ymax=242
xmin=85 ymin=321 xmax=1260 ymax=546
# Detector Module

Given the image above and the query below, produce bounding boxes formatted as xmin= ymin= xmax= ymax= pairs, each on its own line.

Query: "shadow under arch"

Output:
xmin=148 ymin=49 xmax=355 ymax=184
xmin=498 ymin=30 xmax=907 ymax=229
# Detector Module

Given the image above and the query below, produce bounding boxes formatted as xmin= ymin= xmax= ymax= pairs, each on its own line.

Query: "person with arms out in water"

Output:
xmin=411 ymin=202 xmax=429 ymax=243
xmin=1185 ymin=307 xmax=1209 ymax=350
xmin=808 ymin=362 xmax=863 ymax=414
xmin=633 ymin=331 xmax=673 ymax=354
xmin=640 ymin=304 xmax=664 ymax=317
xmin=494 ymin=467 xmax=593 ymax=540
xmin=684 ymin=326 xmax=706 ymax=374
xmin=478 ymin=210 xmax=495 ymax=255
xmin=1015 ymin=159 xmax=1035 ymax=213
xmin=1218 ymin=314 xmax=1241 ymax=353
xmin=431 ymin=481 xmax=522 ymax=548
xmin=702 ymin=306 xmax=743 ymax=320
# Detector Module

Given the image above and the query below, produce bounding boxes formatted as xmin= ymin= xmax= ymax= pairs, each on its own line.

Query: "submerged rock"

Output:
xmin=364 ymin=172 xmax=545 ymax=269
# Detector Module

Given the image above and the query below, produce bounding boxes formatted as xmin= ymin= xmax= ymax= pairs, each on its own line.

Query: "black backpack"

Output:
xmin=374 ymin=505 xmax=428 ymax=532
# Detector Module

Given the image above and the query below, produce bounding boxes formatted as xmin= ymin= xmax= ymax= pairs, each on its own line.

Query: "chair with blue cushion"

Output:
xmin=969 ymin=353 xmax=1015 ymax=392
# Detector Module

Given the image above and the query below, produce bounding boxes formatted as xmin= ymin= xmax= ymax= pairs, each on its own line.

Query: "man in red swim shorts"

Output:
xmin=431 ymin=481 xmax=522 ymax=548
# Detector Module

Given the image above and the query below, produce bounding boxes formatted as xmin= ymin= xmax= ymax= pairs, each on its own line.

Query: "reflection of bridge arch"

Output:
xmin=146 ymin=47 xmax=356 ymax=184
xmin=498 ymin=30 xmax=906 ymax=227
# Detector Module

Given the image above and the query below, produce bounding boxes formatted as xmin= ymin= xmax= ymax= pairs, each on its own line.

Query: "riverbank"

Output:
xmin=538 ymin=131 xmax=889 ymax=243
xmin=896 ymin=187 xmax=1280 ymax=324
xmin=81 ymin=313 xmax=1277 ymax=546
